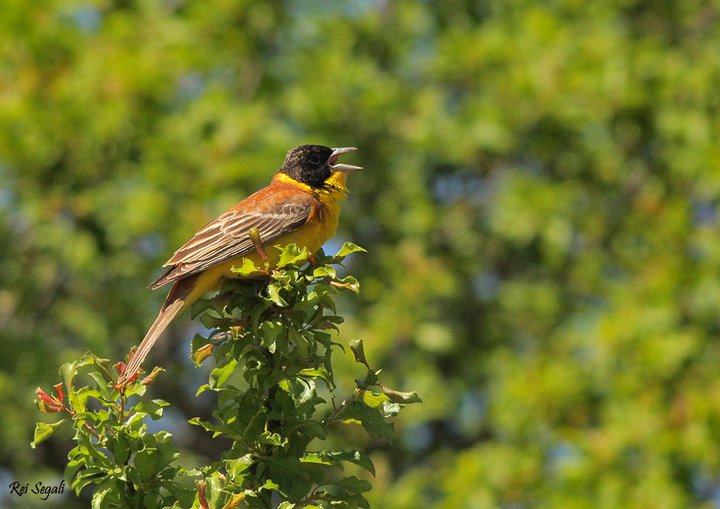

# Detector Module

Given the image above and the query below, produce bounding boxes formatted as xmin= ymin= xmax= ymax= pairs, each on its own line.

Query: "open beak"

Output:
xmin=328 ymin=147 xmax=362 ymax=174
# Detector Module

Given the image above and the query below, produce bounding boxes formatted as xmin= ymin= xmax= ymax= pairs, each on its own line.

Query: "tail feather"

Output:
xmin=119 ymin=275 xmax=197 ymax=384
xmin=120 ymin=299 xmax=184 ymax=383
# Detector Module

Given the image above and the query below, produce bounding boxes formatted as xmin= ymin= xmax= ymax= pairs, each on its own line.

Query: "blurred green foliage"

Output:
xmin=3 ymin=0 xmax=720 ymax=507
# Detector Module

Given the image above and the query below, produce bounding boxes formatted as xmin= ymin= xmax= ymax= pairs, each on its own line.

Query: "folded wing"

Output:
xmin=150 ymin=187 xmax=313 ymax=288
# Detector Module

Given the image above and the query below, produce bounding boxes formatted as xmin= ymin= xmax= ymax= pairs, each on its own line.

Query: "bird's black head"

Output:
xmin=279 ymin=145 xmax=334 ymax=188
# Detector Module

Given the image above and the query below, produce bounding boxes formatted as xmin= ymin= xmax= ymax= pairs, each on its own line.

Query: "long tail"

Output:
xmin=119 ymin=276 xmax=197 ymax=384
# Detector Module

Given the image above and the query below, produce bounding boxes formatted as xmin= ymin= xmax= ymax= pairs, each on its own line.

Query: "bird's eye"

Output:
xmin=308 ymin=153 xmax=322 ymax=165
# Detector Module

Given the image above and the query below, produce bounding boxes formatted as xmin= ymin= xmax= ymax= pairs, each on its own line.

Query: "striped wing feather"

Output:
xmin=150 ymin=186 xmax=313 ymax=288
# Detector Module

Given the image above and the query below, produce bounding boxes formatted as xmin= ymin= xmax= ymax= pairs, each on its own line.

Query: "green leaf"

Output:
xmin=258 ymin=431 xmax=285 ymax=446
xmin=260 ymin=479 xmax=281 ymax=492
xmin=312 ymin=265 xmax=336 ymax=279
xmin=60 ymin=361 xmax=78 ymax=391
xmin=300 ymin=452 xmax=333 ymax=466
xmin=87 ymin=372 xmax=113 ymax=401
xmin=108 ymin=434 xmax=131 ymax=465
xmin=70 ymin=466 xmax=106 ymax=494
xmin=225 ymin=454 xmax=254 ymax=479
xmin=334 ymin=275 xmax=361 ymax=293
xmin=91 ymin=486 xmax=112 ymax=509
xmin=142 ymin=491 xmax=162 ymax=509
xmin=343 ymin=401 xmax=394 ymax=441
xmin=136 ymin=399 xmax=170 ymax=420
xmin=190 ymin=298 xmax=216 ymax=319
xmin=277 ymin=243 xmax=309 ymax=267
xmin=281 ymin=377 xmax=316 ymax=405
xmin=91 ymin=355 xmax=115 ymax=382
xmin=348 ymin=339 xmax=370 ymax=368
xmin=299 ymin=366 xmax=334 ymax=388
xmin=326 ymin=450 xmax=375 ymax=475
xmin=300 ymin=420 xmax=327 ymax=440
xmin=69 ymin=386 xmax=99 ymax=414
xmin=210 ymin=358 xmax=238 ymax=388
xmin=195 ymin=383 xmax=211 ymax=396
xmin=336 ymin=242 xmax=367 ymax=258
xmin=230 ymin=257 xmax=264 ymax=277
xmin=267 ymin=283 xmax=289 ymax=307
xmin=339 ymin=475 xmax=372 ymax=493
xmin=31 ymin=420 xmax=65 ymax=448
xmin=360 ymin=390 xmax=389 ymax=408
xmin=380 ymin=401 xmax=402 ymax=418
xmin=134 ymin=449 xmax=160 ymax=481
xmin=259 ymin=319 xmax=286 ymax=351
xmin=380 ymin=385 xmax=423 ymax=404
xmin=75 ymin=353 xmax=97 ymax=368
xmin=357 ymin=369 xmax=380 ymax=388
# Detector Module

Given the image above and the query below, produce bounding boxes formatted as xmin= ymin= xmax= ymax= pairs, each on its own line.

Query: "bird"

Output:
xmin=118 ymin=145 xmax=361 ymax=384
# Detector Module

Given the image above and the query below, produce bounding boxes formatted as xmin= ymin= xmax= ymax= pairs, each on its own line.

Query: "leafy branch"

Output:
xmin=33 ymin=243 xmax=421 ymax=508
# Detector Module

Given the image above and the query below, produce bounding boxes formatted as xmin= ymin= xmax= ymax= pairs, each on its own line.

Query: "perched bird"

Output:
xmin=119 ymin=145 xmax=361 ymax=383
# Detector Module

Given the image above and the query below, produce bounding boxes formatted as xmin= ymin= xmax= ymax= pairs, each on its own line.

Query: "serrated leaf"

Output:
xmin=258 ymin=431 xmax=285 ymax=446
xmin=277 ymin=244 xmax=309 ymax=267
xmin=266 ymin=284 xmax=289 ymax=307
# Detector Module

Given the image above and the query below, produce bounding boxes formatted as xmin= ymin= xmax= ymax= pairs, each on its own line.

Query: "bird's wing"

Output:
xmin=150 ymin=186 xmax=314 ymax=288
